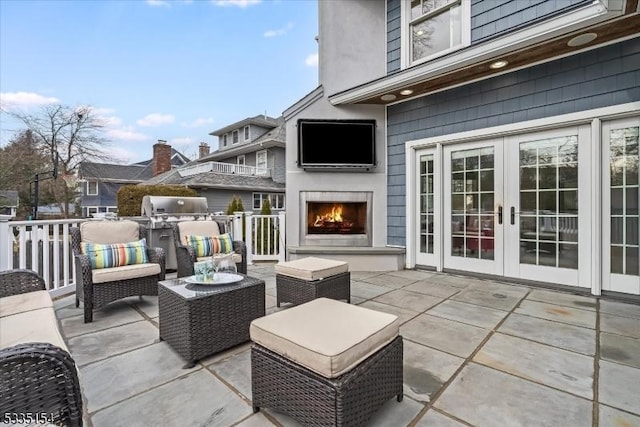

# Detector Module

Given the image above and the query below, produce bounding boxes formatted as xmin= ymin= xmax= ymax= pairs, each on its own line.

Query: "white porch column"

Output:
xmin=243 ymin=212 xmax=253 ymax=265
xmin=278 ymin=211 xmax=286 ymax=263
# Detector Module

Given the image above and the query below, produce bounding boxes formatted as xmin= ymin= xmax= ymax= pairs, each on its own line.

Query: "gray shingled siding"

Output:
xmin=387 ymin=0 xmax=401 ymax=74
xmin=471 ymin=0 xmax=589 ymax=42
xmin=386 ymin=38 xmax=640 ymax=246
xmin=386 ymin=0 xmax=589 ymax=74
xmin=272 ymin=148 xmax=286 ymax=184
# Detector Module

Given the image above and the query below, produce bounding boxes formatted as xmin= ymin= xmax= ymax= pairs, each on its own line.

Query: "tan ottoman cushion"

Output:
xmin=250 ymin=298 xmax=398 ymax=378
xmin=275 ymin=257 xmax=348 ymax=281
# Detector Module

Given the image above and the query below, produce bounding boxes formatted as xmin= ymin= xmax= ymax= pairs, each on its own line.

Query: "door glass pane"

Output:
xmin=519 ymin=136 xmax=578 ymax=268
xmin=609 ymin=126 xmax=640 ymax=276
xmin=450 ymin=147 xmax=494 ymax=259
xmin=420 ymin=154 xmax=435 ymax=254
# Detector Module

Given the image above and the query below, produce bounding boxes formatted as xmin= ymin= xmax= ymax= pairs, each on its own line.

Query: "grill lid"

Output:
xmin=141 ymin=196 xmax=209 ymax=216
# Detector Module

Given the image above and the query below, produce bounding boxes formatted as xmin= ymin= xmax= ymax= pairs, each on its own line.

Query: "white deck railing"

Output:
xmin=0 ymin=212 xmax=286 ymax=297
xmin=179 ymin=161 xmax=271 ymax=178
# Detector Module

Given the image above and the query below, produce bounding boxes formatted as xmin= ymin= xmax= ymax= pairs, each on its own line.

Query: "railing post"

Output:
xmin=0 ymin=215 xmax=12 ymax=270
xmin=243 ymin=211 xmax=253 ymax=265
xmin=278 ymin=211 xmax=286 ymax=263
xmin=233 ymin=212 xmax=243 ymax=241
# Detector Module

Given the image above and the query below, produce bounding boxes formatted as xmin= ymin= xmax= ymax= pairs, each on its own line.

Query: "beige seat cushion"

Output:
xmin=0 ymin=307 xmax=68 ymax=352
xmin=0 ymin=290 xmax=53 ymax=318
xmin=250 ymin=298 xmax=398 ymax=378
xmin=92 ymin=263 xmax=161 ymax=284
xmin=80 ymin=220 xmax=140 ymax=244
xmin=178 ymin=220 xmax=221 ymax=245
xmin=274 ymin=257 xmax=348 ymax=281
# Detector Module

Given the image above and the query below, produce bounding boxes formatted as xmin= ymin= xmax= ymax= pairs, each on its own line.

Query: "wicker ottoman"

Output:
xmin=275 ymin=257 xmax=350 ymax=307
xmin=250 ymin=298 xmax=403 ymax=426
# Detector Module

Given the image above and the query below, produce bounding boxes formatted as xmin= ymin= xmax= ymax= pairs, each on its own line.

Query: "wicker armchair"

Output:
xmin=0 ymin=269 xmax=83 ymax=427
xmin=172 ymin=220 xmax=247 ymax=278
xmin=71 ymin=220 xmax=166 ymax=323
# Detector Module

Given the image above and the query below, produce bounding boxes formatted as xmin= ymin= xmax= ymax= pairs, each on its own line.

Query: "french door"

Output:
xmin=437 ymin=125 xmax=590 ymax=287
xmin=602 ymin=117 xmax=640 ymax=294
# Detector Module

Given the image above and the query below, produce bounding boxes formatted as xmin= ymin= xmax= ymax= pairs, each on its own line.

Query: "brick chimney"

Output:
xmin=199 ymin=142 xmax=210 ymax=159
xmin=153 ymin=140 xmax=172 ymax=176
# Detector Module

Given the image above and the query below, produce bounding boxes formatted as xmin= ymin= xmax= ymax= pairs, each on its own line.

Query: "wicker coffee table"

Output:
xmin=158 ymin=274 xmax=265 ymax=368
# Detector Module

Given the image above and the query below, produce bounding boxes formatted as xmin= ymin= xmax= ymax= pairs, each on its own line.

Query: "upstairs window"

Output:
xmin=86 ymin=181 xmax=98 ymax=196
xmin=244 ymin=126 xmax=250 ymax=141
xmin=407 ymin=0 xmax=470 ymax=65
xmin=232 ymin=130 xmax=239 ymax=144
xmin=222 ymin=134 xmax=228 ymax=147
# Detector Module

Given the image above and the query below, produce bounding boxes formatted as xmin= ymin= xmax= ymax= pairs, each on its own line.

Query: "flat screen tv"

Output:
xmin=297 ymin=119 xmax=376 ymax=169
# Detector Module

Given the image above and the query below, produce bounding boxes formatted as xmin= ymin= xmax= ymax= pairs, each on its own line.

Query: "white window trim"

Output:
xmin=86 ymin=181 xmax=98 ymax=196
xmin=256 ymin=149 xmax=267 ymax=169
xmin=404 ymin=101 xmax=640 ymax=297
xmin=244 ymin=125 xmax=250 ymax=141
xmin=402 ymin=0 xmax=471 ymax=68
xmin=333 ymin=0 xmax=616 ymax=105
xmin=237 ymin=155 xmax=245 ymax=165
xmin=223 ymin=134 xmax=228 ymax=147
xmin=232 ymin=130 xmax=239 ymax=144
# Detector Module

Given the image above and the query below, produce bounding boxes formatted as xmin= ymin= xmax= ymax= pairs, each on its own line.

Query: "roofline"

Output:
xmin=209 ymin=115 xmax=280 ymax=136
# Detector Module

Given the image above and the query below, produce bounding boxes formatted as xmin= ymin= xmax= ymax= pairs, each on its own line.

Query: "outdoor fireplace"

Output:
xmin=307 ymin=202 xmax=367 ymax=235
xmin=300 ymin=191 xmax=372 ymax=247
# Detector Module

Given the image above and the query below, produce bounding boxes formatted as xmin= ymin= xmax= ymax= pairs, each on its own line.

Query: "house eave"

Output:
xmin=329 ymin=1 xmax=638 ymax=106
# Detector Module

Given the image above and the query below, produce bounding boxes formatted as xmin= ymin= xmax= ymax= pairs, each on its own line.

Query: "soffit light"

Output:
xmin=567 ymin=32 xmax=597 ymax=47
xmin=489 ymin=60 xmax=508 ymax=69
xmin=400 ymin=89 xmax=414 ymax=96
xmin=381 ymin=94 xmax=397 ymax=101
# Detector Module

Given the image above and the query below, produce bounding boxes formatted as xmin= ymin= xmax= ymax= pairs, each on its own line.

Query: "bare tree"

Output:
xmin=4 ymin=104 xmax=110 ymax=217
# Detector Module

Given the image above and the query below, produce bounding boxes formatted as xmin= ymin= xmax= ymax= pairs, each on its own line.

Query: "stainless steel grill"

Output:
xmin=141 ymin=196 xmax=211 ymax=228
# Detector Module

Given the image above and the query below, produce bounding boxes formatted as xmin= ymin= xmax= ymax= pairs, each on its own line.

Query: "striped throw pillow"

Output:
xmin=81 ymin=238 xmax=149 ymax=269
xmin=186 ymin=233 xmax=234 ymax=257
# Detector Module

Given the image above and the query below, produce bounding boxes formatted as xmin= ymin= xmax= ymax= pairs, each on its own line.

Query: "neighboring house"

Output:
xmin=146 ymin=115 xmax=286 ymax=213
xmin=284 ymin=1 xmax=640 ymax=296
xmin=0 ymin=190 xmax=19 ymax=217
xmin=77 ymin=141 xmax=190 ymax=217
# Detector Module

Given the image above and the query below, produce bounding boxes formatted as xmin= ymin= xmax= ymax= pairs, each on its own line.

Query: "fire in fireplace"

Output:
xmin=307 ymin=202 xmax=366 ymax=235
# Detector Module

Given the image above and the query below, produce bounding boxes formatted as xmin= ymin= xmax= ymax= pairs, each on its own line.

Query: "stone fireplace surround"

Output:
xmin=299 ymin=191 xmax=373 ymax=247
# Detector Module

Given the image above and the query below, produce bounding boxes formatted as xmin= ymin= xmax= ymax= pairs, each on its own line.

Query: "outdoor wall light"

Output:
xmin=567 ymin=32 xmax=597 ymax=47
xmin=380 ymin=94 xmax=397 ymax=101
xmin=400 ymin=89 xmax=414 ymax=96
xmin=489 ymin=60 xmax=508 ymax=69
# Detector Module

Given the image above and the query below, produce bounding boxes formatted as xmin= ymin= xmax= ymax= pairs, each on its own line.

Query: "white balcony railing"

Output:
xmin=179 ymin=161 xmax=271 ymax=178
xmin=0 ymin=212 xmax=286 ymax=298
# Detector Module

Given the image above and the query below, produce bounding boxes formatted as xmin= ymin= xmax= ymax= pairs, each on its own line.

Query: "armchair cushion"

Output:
xmin=186 ymin=233 xmax=234 ymax=257
xmin=91 ymin=263 xmax=162 ymax=284
xmin=80 ymin=220 xmax=140 ymax=244
xmin=0 ymin=307 xmax=69 ymax=352
xmin=178 ymin=220 xmax=221 ymax=245
xmin=0 ymin=290 xmax=53 ymax=318
xmin=81 ymin=238 xmax=149 ymax=269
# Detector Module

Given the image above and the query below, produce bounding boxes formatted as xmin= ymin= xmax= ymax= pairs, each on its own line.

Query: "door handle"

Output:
xmin=510 ymin=207 xmax=515 ymax=225
xmin=497 ymin=205 xmax=502 ymax=225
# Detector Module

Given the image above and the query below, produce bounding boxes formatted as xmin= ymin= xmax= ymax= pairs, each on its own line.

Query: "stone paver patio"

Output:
xmin=54 ymin=262 xmax=640 ymax=426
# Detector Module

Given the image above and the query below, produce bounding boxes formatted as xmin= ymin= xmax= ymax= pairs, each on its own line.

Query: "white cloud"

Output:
xmin=212 ymin=0 xmax=260 ymax=8
xmin=305 ymin=53 xmax=319 ymax=67
xmin=136 ymin=113 xmax=175 ymax=127
xmin=264 ymin=22 xmax=293 ymax=38
xmin=170 ymin=137 xmax=193 ymax=146
xmin=0 ymin=91 xmax=59 ymax=110
xmin=106 ymin=128 xmax=149 ymax=142
xmin=181 ymin=117 xmax=214 ymax=128
xmin=146 ymin=0 xmax=171 ymax=7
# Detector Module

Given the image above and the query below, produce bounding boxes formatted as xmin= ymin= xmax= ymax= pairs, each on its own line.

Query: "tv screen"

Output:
xmin=297 ymin=119 xmax=376 ymax=168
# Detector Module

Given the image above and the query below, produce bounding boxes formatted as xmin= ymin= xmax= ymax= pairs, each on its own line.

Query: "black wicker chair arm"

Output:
xmin=0 ymin=342 xmax=83 ymax=427
xmin=0 ymin=269 xmax=46 ymax=298
xmin=147 ymin=247 xmax=167 ymax=280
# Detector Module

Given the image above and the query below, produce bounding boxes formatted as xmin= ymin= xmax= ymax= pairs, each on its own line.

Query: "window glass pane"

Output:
xmin=627 ymin=247 xmax=639 ymax=275
xmin=559 ymin=244 xmax=578 ymax=269
xmin=412 ymin=10 xmax=451 ymax=61
xmin=611 ymin=246 xmax=624 ymax=274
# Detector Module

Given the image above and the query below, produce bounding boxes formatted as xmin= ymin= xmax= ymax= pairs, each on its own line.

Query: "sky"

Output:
xmin=0 ymin=0 xmax=319 ymax=164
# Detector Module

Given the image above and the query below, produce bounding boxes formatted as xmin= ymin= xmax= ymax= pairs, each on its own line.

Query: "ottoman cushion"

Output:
xmin=275 ymin=257 xmax=348 ymax=281
xmin=250 ymin=298 xmax=398 ymax=378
